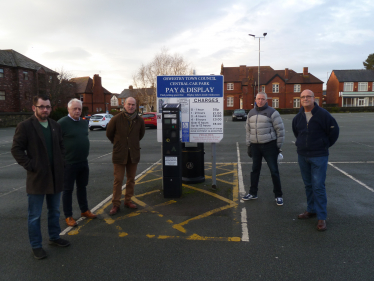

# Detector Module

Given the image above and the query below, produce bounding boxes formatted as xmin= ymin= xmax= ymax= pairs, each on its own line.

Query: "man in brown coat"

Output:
xmin=11 ymin=95 xmax=70 ymax=260
xmin=106 ymin=97 xmax=145 ymax=215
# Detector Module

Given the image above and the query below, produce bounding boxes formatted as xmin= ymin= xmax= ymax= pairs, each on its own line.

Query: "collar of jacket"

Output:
xmin=299 ymin=102 xmax=319 ymax=114
xmin=255 ymin=103 xmax=268 ymax=111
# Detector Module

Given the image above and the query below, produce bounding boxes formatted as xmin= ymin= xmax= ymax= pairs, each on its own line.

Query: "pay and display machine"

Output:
xmin=162 ymin=104 xmax=182 ymax=198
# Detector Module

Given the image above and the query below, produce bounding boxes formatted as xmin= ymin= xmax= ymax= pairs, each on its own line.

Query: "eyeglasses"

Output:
xmin=300 ymin=95 xmax=314 ymax=99
xmin=35 ymin=105 xmax=52 ymax=110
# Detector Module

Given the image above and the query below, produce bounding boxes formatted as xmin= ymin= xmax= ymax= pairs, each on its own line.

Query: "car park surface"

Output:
xmin=1 ymin=113 xmax=374 ymax=280
xmin=89 ymin=113 xmax=113 ymax=130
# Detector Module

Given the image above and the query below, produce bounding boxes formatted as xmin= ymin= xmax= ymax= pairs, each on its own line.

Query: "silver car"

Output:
xmin=89 ymin=113 xmax=113 ymax=130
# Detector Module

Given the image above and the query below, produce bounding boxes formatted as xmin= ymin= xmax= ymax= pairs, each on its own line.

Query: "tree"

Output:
xmin=132 ymin=48 xmax=193 ymax=111
xmin=363 ymin=53 xmax=374 ymax=70
xmin=49 ymin=67 xmax=75 ymax=108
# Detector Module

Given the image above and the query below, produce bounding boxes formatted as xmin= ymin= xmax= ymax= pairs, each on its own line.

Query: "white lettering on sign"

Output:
xmin=165 ymin=156 xmax=178 ymax=166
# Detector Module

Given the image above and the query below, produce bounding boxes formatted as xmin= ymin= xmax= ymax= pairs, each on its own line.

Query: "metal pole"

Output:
xmin=211 ymin=143 xmax=216 ymax=189
xmin=258 ymin=38 xmax=260 ymax=93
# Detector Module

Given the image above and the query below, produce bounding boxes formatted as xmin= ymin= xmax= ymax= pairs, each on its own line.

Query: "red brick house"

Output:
xmin=326 ymin=70 xmax=374 ymax=107
xmin=70 ymin=74 xmax=113 ymax=114
xmin=220 ymin=64 xmax=324 ymax=110
xmin=0 ymin=49 xmax=59 ymax=112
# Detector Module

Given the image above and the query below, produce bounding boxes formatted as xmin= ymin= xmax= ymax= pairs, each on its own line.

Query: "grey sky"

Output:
xmin=2 ymin=0 xmax=373 ymax=92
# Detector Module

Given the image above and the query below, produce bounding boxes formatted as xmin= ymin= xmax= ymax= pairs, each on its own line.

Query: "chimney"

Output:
xmin=129 ymin=85 xmax=133 ymax=90
xmin=239 ymin=65 xmax=246 ymax=79
xmin=303 ymin=67 xmax=309 ymax=77
xmin=285 ymin=68 xmax=289 ymax=80
xmin=93 ymin=74 xmax=102 ymax=88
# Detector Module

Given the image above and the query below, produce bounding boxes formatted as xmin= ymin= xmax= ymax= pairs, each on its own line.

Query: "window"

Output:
xmin=0 ymin=91 xmax=5 ymax=100
xmin=80 ymin=95 xmax=84 ymax=102
xmin=0 ymin=69 xmax=3 ymax=78
xmin=121 ymin=99 xmax=125 ymax=105
xmin=49 ymin=76 xmax=52 ymax=83
xmin=344 ymin=82 xmax=353 ymax=91
xmin=272 ymin=83 xmax=279 ymax=93
xmin=315 ymin=97 xmax=319 ymax=105
xmin=261 ymin=85 xmax=265 ymax=92
xmin=293 ymin=98 xmax=300 ymax=108
xmin=23 ymin=71 xmax=28 ymax=80
xmin=357 ymin=98 xmax=366 ymax=106
xmin=272 ymin=98 xmax=279 ymax=108
xmin=294 ymin=84 xmax=301 ymax=92
xmin=111 ymin=96 xmax=118 ymax=106
xmin=227 ymin=83 xmax=234 ymax=90
xmin=358 ymin=82 xmax=368 ymax=91
xmin=227 ymin=96 xmax=234 ymax=107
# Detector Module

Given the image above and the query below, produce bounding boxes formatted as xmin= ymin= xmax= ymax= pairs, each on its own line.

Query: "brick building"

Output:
xmin=118 ymin=85 xmax=156 ymax=113
xmin=0 ymin=49 xmax=59 ymax=112
xmin=326 ymin=70 xmax=374 ymax=107
xmin=220 ymin=64 xmax=323 ymax=110
xmin=70 ymin=74 xmax=112 ymax=114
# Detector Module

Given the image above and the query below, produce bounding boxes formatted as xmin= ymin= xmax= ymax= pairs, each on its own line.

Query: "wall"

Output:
xmin=0 ymin=112 xmax=33 ymax=127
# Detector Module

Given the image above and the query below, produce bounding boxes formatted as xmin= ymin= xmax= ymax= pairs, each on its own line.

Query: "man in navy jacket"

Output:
xmin=292 ymin=89 xmax=339 ymax=231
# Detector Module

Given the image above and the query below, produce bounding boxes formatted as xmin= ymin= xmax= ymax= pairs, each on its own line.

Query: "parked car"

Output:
xmin=82 ymin=115 xmax=91 ymax=122
xmin=232 ymin=109 xmax=247 ymax=121
xmin=142 ymin=112 xmax=157 ymax=128
xmin=89 ymin=113 xmax=113 ymax=130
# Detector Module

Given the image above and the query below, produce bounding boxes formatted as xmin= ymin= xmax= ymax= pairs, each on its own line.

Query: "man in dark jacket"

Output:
xmin=58 ymin=98 xmax=97 ymax=227
xmin=292 ymin=89 xmax=339 ymax=231
xmin=106 ymin=97 xmax=145 ymax=215
xmin=11 ymin=95 xmax=70 ymax=260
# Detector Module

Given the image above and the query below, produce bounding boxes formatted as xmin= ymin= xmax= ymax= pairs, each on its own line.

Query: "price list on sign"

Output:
xmin=157 ymin=75 xmax=224 ymax=143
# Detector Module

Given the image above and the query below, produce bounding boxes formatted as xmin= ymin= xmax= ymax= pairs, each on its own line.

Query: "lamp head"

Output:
xmin=248 ymin=34 xmax=255 ymax=37
xmin=263 ymin=33 xmax=267 ymax=37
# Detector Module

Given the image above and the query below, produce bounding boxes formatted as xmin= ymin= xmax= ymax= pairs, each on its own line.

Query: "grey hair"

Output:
xmin=256 ymin=92 xmax=268 ymax=99
xmin=68 ymin=98 xmax=82 ymax=108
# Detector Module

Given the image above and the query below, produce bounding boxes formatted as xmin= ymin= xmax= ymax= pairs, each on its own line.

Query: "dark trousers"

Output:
xmin=63 ymin=161 xmax=89 ymax=218
xmin=250 ymin=140 xmax=283 ymax=197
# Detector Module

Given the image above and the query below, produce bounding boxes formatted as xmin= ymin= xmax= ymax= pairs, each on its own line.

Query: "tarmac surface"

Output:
xmin=1 ymin=112 xmax=374 ymax=280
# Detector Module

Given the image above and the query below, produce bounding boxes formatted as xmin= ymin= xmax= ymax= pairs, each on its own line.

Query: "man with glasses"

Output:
xmin=11 ymin=95 xmax=70 ymax=260
xmin=292 ymin=89 xmax=339 ymax=231
xmin=58 ymin=98 xmax=97 ymax=227
xmin=242 ymin=92 xmax=285 ymax=206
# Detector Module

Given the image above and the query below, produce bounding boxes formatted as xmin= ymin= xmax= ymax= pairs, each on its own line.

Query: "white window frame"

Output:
xmin=293 ymin=98 xmax=300 ymax=108
xmin=227 ymin=83 xmax=234 ymax=90
xmin=358 ymin=82 xmax=368 ymax=92
xmin=80 ymin=95 xmax=84 ymax=102
xmin=315 ymin=97 xmax=319 ymax=105
xmin=357 ymin=98 xmax=366 ymax=106
xmin=227 ymin=96 xmax=234 ymax=107
xmin=272 ymin=83 xmax=279 ymax=93
xmin=261 ymin=85 xmax=265 ymax=92
xmin=111 ymin=96 xmax=118 ymax=106
xmin=272 ymin=98 xmax=279 ymax=108
xmin=23 ymin=71 xmax=29 ymax=80
xmin=344 ymin=82 xmax=353 ymax=92
xmin=294 ymin=84 xmax=301 ymax=93
xmin=0 ymin=91 xmax=5 ymax=100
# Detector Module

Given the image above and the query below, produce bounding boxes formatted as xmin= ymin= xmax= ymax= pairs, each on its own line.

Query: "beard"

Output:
xmin=35 ymin=110 xmax=49 ymax=121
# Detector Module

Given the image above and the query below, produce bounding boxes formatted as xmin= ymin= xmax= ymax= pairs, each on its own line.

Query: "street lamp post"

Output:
xmin=248 ymin=33 xmax=267 ymax=94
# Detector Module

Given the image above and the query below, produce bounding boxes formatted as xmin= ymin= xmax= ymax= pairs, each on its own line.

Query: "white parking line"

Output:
xmin=351 ymin=141 xmax=374 ymax=148
xmin=328 ymin=162 xmax=374 ymax=193
xmin=0 ymin=185 xmax=25 ymax=198
xmin=60 ymin=159 xmax=162 ymax=235
xmin=237 ymin=142 xmax=249 ymax=242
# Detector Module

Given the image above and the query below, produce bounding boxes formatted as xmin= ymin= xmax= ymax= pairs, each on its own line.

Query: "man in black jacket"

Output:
xmin=11 ymin=95 xmax=70 ymax=259
xmin=292 ymin=90 xmax=339 ymax=231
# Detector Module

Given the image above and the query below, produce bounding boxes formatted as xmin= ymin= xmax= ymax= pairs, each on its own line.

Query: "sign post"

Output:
xmin=157 ymin=75 xmax=224 ymax=188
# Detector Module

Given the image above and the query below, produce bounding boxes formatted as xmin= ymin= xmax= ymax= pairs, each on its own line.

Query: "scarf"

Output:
xmin=124 ymin=110 xmax=138 ymax=131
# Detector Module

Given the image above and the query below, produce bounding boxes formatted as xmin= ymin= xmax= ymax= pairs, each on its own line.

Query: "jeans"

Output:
xmin=250 ymin=140 xmax=282 ymax=197
xmin=63 ymin=161 xmax=89 ymax=218
xmin=298 ymin=155 xmax=328 ymax=220
xmin=28 ymin=193 xmax=61 ymax=249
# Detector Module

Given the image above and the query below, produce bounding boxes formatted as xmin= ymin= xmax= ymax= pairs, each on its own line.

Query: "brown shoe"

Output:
xmin=65 ymin=217 xmax=77 ymax=227
xmin=124 ymin=202 xmax=138 ymax=209
xmin=317 ymin=220 xmax=327 ymax=231
xmin=81 ymin=210 xmax=97 ymax=219
xmin=109 ymin=206 xmax=120 ymax=216
xmin=298 ymin=211 xmax=317 ymax=219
